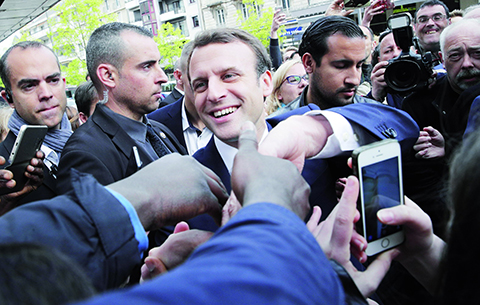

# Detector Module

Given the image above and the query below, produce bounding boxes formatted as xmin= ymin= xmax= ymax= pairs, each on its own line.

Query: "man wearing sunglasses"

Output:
xmin=413 ymin=0 xmax=450 ymax=66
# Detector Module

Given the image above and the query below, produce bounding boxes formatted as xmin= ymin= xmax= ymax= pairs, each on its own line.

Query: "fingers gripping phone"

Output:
xmin=352 ymin=139 xmax=404 ymax=256
xmin=0 ymin=125 xmax=48 ymax=196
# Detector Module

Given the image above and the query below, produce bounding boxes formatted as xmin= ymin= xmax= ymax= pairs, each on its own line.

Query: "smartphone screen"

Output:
xmin=353 ymin=139 xmax=404 ymax=256
xmin=361 ymin=156 xmax=402 ymax=242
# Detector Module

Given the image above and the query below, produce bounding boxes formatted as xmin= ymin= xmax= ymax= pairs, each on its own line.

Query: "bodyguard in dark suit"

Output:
xmin=57 ymin=22 xmax=186 ymax=194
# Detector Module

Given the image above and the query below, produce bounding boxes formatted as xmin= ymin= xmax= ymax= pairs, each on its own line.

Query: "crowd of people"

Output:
xmin=0 ymin=0 xmax=479 ymax=304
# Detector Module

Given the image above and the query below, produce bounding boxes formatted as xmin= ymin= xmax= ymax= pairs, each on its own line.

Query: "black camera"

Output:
xmin=384 ymin=13 xmax=434 ymax=93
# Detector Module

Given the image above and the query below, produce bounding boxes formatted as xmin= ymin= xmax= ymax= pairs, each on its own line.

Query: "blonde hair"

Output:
xmin=265 ymin=59 xmax=302 ymax=115
xmin=0 ymin=106 xmax=13 ymax=142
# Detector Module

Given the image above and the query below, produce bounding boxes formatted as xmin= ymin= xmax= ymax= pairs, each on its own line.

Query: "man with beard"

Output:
xmin=268 ymin=16 xmax=381 ymax=117
xmin=402 ymin=18 xmax=480 ymax=155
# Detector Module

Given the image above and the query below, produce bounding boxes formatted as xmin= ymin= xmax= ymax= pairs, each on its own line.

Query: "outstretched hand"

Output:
xmin=108 ymin=153 xmax=229 ymax=231
xmin=232 ymin=121 xmax=310 ymax=220
xmin=326 ymin=0 xmax=354 ymax=16
xmin=140 ymin=222 xmax=214 ymax=282
xmin=271 ymin=9 xmax=286 ymax=38
xmin=308 ymin=176 xmax=396 ymax=298
xmin=414 ymin=126 xmax=445 ymax=159
xmin=259 ymin=115 xmax=333 ymax=172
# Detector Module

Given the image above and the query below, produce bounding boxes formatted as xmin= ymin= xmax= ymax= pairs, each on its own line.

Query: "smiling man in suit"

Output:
xmin=188 ymin=24 xmax=418 ymax=231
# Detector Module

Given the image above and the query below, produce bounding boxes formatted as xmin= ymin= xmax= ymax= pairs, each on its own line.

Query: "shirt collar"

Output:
xmin=103 ymin=106 xmax=149 ymax=143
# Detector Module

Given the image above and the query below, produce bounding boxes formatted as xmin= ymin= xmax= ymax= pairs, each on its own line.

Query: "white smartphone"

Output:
xmin=352 ymin=139 xmax=405 ymax=256
xmin=0 ymin=125 xmax=48 ymax=195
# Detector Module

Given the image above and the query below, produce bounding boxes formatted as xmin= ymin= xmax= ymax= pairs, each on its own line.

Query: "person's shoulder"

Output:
xmin=353 ymin=95 xmax=382 ymax=105
xmin=62 ymin=116 xmax=109 ymax=154
xmin=267 ymin=96 xmax=301 ymax=119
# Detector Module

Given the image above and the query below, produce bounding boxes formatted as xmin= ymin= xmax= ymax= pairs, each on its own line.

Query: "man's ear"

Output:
xmin=261 ymin=70 xmax=273 ymax=97
xmin=302 ymin=53 xmax=316 ymax=74
xmin=174 ymin=69 xmax=184 ymax=87
xmin=78 ymin=112 xmax=88 ymax=125
xmin=1 ymin=90 xmax=14 ymax=108
xmin=439 ymin=51 xmax=445 ymax=69
xmin=97 ymin=64 xmax=117 ymax=89
xmin=173 ymin=69 xmax=182 ymax=82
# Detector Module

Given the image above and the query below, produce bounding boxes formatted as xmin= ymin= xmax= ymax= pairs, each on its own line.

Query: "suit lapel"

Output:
xmin=194 ymin=137 xmax=232 ymax=193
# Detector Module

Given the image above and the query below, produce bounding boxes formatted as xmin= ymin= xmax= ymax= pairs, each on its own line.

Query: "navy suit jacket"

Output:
xmin=57 ymin=104 xmax=187 ymax=194
xmin=194 ymin=103 xmax=419 ymax=229
xmin=148 ymin=97 xmax=186 ymax=152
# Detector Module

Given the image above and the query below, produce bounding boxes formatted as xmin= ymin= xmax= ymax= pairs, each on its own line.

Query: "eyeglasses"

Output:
xmin=283 ymin=74 xmax=309 ymax=85
xmin=416 ymin=13 xmax=446 ymax=24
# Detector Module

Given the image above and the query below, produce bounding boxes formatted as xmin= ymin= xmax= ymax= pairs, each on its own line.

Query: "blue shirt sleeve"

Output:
xmin=106 ymin=188 xmax=148 ymax=256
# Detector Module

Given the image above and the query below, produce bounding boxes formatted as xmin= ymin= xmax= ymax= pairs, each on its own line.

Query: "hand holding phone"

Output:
xmin=0 ymin=125 xmax=48 ymax=196
xmin=352 ymin=139 xmax=405 ymax=256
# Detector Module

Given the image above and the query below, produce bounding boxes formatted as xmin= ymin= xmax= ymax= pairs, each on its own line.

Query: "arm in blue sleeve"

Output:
xmin=106 ymin=188 xmax=148 ymax=256
xmin=77 ymin=203 xmax=346 ymax=305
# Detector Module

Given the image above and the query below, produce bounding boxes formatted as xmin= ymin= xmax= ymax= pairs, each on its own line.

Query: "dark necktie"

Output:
xmin=146 ymin=125 xmax=170 ymax=158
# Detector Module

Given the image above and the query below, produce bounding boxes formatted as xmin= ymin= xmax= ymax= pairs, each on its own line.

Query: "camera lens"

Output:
xmin=385 ymin=60 xmax=421 ymax=92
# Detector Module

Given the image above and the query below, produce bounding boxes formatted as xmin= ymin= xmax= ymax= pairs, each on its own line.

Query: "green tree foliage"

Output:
xmin=237 ymin=0 xmax=284 ymax=48
xmin=154 ymin=22 xmax=189 ymax=70
xmin=48 ymin=0 xmax=116 ymax=86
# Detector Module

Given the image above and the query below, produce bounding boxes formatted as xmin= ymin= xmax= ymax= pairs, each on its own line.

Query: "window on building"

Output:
xmin=189 ymin=0 xmax=195 ymax=3
xmin=241 ymin=2 xmax=260 ymax=19
xmin=192 ymin=15 xmax=199 ymax=27
xmin=104 ymin=0 xmax=109 ymax=11
xmin=216 ymin=8 xmax=226 ymax=25
xmin=133 ymin=9 xmax=141 ymax=22
xmin=158 ymin=1 xmax=166 ymax=14
xmin=166 ymin=0 xmax=184 ymax=14
xmin=282 ymin=0 xmax=290 ymax=10
xmin=172 ymin=19 xmax=189 ymax=36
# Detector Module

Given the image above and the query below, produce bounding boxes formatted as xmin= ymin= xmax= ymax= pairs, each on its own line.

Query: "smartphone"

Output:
xmin=352 ymin=139 xmax=404 ymax=256
xmin=0 ymin=125 xmax=48 ymax=196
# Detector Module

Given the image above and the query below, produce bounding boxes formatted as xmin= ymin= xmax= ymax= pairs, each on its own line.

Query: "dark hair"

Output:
xmin=414 ymin=0 xmax=450 ymax=22
xmin=86 ymin=22 xmax=153 ymax=91
xmin=298 ymin=16 xmax=365 ymax=65
xmin=0 ymin=41 xmax=60 ymax=92
xmin=75 ymin=80 xmax=98 ymax=117
xmin=0 ymin=243 xmax=95 ymax=305
xmin=187 ymin=28 xmax=272 ymax=80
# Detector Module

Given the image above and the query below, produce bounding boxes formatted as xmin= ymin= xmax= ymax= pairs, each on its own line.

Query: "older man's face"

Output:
xmin=441 ymin=23 xmax=480 ymax=93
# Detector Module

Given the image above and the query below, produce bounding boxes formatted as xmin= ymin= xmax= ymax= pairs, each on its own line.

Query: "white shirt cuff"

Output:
xmin=304 ymin=110 xmax=360 ymax=159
